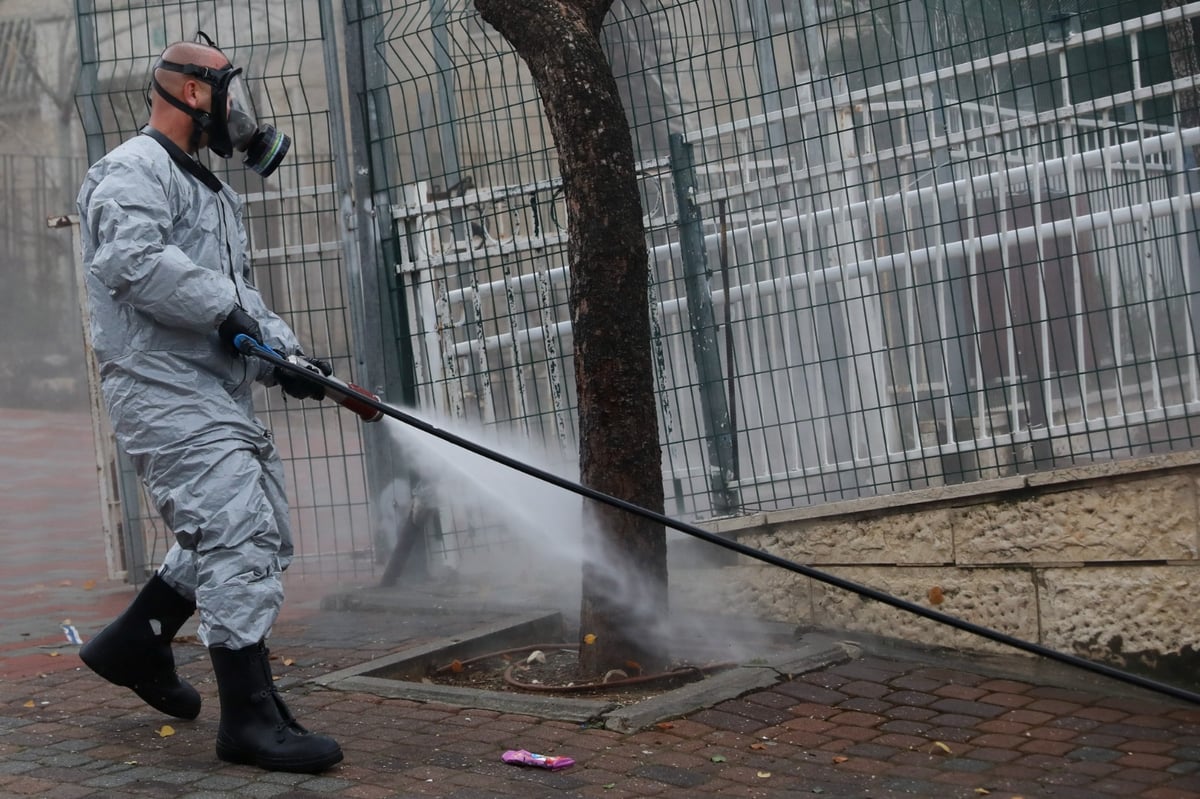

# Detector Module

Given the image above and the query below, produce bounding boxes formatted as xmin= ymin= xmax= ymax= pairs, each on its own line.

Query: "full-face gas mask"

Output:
xmin=149 ymin=55 xmax=291 ymax=178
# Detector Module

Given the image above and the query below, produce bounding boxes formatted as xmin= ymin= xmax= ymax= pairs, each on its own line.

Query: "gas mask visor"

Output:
xmin=150 ymin=58 xmax=291 ymax=179
xmin=224 ymin=73 xmax=291 ymax=178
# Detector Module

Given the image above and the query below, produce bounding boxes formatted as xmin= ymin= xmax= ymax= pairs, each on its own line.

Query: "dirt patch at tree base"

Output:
xmin=424 ymin=644 xmax=734 ymax=705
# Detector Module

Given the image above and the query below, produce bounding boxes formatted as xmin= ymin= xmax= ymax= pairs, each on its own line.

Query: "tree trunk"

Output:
xmin=474 ymin=0 xmax=668 ymax=676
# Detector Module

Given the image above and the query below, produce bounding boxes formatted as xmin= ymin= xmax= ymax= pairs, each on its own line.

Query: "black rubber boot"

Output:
xmin=79 ymin=574 xmax=201 ymax=720
xmin=209 ymin=642 xmax=343 ymax=773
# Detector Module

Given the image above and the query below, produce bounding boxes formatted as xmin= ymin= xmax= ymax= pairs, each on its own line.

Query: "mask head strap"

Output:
xmin=148 ymin=58 xmax=241 ymax=157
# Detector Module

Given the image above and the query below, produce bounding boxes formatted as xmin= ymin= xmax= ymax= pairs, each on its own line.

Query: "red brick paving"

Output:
xmin=2 ymin=409 xmax=1199 ymax=797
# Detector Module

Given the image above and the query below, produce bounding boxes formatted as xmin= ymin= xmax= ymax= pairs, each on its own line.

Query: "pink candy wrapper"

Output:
xmin=501 ymin=749 xmax=575 ymax=770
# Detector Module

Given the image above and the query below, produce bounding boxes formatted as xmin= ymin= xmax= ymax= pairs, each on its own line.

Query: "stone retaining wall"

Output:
xmin=684 ymin=451 xmax=1200 ymax=678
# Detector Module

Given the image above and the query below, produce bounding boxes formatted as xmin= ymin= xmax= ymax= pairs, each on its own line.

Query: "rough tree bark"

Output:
xmin=473 ymin=0 xmax=669 ymax=676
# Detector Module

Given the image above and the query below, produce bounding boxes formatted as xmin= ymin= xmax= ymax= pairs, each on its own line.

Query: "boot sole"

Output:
xmin=217 ymin=743 xmax=344 ymax=774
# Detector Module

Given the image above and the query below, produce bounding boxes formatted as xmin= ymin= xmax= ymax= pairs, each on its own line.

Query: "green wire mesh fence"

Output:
xmin=349 ymin=0 xmax=1200 ymax=564
xmin=70 ymin=0 xmax=1200 ymax=578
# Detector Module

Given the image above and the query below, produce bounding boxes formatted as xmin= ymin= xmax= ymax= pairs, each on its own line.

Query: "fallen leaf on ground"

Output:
xmin=83 ymin=580 xmax=96 ymax=590
xmin=711 ymin=754 xmax=727 ymax=763
xmin=583 ymin=634 xmax=597 ymax=645
xmin=655 ymin=722 xmax=674 ymax=730
xmin=750 ymin=742 xmax=768 ymax=750
xmin=158 ymin=725 xmax=175 ymax=737
xmin=932 ymin=741 xmax=953 ymax=754
xmin=22 ymin=700 xmax=33 ymax=708
xmin=832 ymin=755 xmax=849 ymax=764
xmin=975 ymin=790 xmax=990 ymax=795
xmin=282 ymin=658 xmax=295 ymax=667
xmin=757 ymin=771 xmax=771 ymax=778
xmin=48 ymin=652 xmax=59 ymax=657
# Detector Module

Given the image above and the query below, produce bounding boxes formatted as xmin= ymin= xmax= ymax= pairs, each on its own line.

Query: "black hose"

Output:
xmin=244 ymin=336 xmax=1200 ymax=706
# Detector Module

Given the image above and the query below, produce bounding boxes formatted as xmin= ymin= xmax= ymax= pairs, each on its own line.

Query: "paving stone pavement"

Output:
xmin=3 ymin=409 xmax=1200 ymax=798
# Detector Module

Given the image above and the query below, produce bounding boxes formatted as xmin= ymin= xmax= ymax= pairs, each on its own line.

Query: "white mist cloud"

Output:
xmin=380 ymin=412 xmax=586 ymax=595
xmin=378 ymin=409 xmax=787 ymax=663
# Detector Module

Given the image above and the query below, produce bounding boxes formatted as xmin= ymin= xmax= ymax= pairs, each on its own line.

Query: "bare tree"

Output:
xmin=472 ymin=0 xmax=668 ymax=676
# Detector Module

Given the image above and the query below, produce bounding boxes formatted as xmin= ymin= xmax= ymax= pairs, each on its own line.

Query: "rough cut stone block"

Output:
xmin=951 ymin=475 xmax=1198 ymax=564
xmin=808 ymin=566 xmax=1039 ymax=655
xmin=743 ymin=509 xmax=954 ymax=566
xmin=1038 ymin=565 xmax=1200 ymax=658
xmin=689 ymin=563 xmax=1039 ymax=655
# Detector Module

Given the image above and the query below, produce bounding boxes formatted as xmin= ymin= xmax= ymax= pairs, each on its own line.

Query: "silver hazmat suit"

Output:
xmin=78 ymin=133 xmax=301 ymax=650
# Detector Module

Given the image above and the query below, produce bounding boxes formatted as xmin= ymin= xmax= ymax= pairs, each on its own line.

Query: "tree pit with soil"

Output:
xmin=424 ymin=642 xmax=737 ymax=706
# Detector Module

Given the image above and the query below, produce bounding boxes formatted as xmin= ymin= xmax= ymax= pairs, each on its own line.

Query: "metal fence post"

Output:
xmin=75 ymin=0 xmax=146 ymax=582
xmin=321 ymin=0 xmax=395 ymax=564
xmin=669 ymin=132 xmax=739 ymax=515
xmin=53 ymin=214 xmax=131 ymax=582
xmin=342 ymin=0 xmax=424 ymax=565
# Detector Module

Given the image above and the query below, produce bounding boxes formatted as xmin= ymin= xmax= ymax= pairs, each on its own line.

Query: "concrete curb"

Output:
xmin=602 ymin=635 xmax=851 ymax=732
xmin=313 ymin=609 xmax=853 ymax=731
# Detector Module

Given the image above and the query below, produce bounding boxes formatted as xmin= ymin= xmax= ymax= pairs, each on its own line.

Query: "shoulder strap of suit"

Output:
xmin=140 ymin=126 xmax=222 ymax=193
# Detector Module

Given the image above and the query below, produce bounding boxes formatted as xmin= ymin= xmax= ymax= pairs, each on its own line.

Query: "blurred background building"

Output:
xmin=1 ymin=0 xmax=87 ymax=409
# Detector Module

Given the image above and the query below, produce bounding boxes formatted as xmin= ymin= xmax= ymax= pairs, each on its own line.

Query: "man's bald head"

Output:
xmin=147 ymin=40 xmax=232 ymax=152
xmin=152 ymin=41 xmax=230 ymax=99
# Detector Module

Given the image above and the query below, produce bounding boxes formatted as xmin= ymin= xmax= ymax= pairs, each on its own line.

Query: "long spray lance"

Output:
xmin=235 ymin=334 xmax=1200 ymax=706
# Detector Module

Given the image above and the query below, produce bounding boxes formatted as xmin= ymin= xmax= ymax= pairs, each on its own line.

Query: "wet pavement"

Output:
xmin=3 ymin=409 xmax=1200 ymax=798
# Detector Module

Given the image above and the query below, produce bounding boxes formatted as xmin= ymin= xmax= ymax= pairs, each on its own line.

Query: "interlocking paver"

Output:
xmin=1001 ymin=707 xmax=1056 ymax=725
xmin=1020 ymin=738 xmax=1076 ymax=756
xmin=977 ymin=718 xmax=1032 ymax=735
xmin=837 ymin=696 xmax=892 ymax=714
xmin=887 ymin=674 xmax=945 ymax=692
xmin=882 ymin=704 xmax=938 ymax=721
xmin=930 ymin=697 xmax=1009 ymax=718
xmin=839 ymin=679 xmax=893 ymax=699
xmin=1025 ymin=724 xmax=1077 ymax=741
xmin=980 ymin=691 xmax=1034 ymax=708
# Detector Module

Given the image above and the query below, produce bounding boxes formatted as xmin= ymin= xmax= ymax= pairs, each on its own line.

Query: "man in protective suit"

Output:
xmin=75 ymin=39 xmax=342 ymax=774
